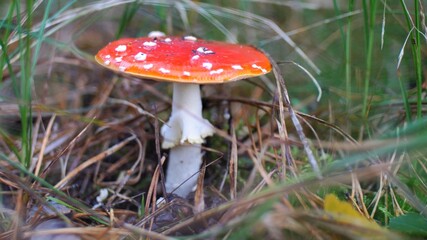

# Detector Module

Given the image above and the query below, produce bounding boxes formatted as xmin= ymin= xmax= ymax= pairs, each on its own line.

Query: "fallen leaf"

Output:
xmin=323 ymin=194 xmax=391 ymax=239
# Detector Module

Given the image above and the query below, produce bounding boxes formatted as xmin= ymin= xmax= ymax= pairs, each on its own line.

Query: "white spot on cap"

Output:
xmin=191 ymin=55 xmax=200 ymax=61
xmin=183 ymin=71 xmax=191 ymax=76
xmin=252 ymin=64 xmax=267 ymax=73
xmin=143 ymin=63 xmax=153 ymax=69
xmin=202 ymin=62 xmax=213 ymax=70
xmin=210 ymin=69 xmax=224 ymax=75
xmin=196 ymin=47 xmax=204 ymax=53
xmin=159 ymin=67 xmax=170 ymax=74
xmin=143 ymin=41 xmax=157 ymax=47
xmin=164 ymin=38 xmax=172 ymax=43
xmin=115 ymin=57 xmax=123 ymax=63
xmin=104 ymin=60 xmax=111 ymax=65
xmin=196 ymin=47 xmax=214 ymax=54
xmin=184 ymin=36 xmax=197 ymax=41
xmin=148 ymin=31 xmax=166 ymax=38
xmin=134 ymin=52 xmax=147 ymax=61
xmin=115 ymin=45 xmax=127 ymax=52
xmin=105 ymin=55 xmax=111 ymax=59
xmin=232 ymin=65 xmax=243 ymax=70
xmin=119 ymin=66 xmax=126 ymax=71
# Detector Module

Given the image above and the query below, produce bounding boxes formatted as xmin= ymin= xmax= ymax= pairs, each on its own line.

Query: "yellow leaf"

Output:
xmin=323 ymin=194 xmax=389 ymax=238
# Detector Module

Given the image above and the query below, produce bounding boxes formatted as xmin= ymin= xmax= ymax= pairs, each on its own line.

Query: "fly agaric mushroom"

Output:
xmin=95 ymin=35 xmax=271 ymax=197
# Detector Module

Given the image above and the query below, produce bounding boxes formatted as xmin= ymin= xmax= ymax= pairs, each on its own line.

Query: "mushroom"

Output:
xmin=95 ymin=35 xmax=271 ymax=197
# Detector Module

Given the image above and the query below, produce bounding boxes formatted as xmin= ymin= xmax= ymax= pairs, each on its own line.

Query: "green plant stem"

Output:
xmin=362 ymin=0 xmax=378 ymax=130
xmin=332 ymin=0 xmax=345 ymax=45
xmin=0 ymin=3 xmax=16 ymax=86
xmin=346 ymin=0 xmax=355 ymax=112
xmin=14 ymin=0 xmax=34 ymax=169
xmin=31 ymin=0 xmax=53 ymax=74
xmin=413 ymin=0 xmax=423 ymax=119
xmin=399 ymin=0 xmax=424 ymax=120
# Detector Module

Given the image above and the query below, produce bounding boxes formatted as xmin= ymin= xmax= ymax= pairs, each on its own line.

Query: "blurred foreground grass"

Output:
xmin=1 ymin=0 xmax=427 ymax=239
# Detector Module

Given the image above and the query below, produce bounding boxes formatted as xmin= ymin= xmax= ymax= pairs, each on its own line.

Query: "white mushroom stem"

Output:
xmin=165 ymin=144 xmax=203 ymax=197
xmin=161 ymin=83 xmax=214 ymax=197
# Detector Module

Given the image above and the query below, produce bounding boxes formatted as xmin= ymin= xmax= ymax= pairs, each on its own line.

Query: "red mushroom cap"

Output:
xmin=95 ymin=36 xmax=271 ymax=84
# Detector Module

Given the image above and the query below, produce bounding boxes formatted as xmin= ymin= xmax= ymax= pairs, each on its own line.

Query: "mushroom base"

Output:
xmin=165 ymin=144 xmax=203 ymax=197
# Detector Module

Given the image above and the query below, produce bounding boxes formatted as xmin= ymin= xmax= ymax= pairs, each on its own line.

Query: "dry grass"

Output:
xmin=1 ymin=1 xmax=427 ymax=239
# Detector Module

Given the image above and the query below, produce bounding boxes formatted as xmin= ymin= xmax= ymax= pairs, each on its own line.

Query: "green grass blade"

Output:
xmin=116 ymin=1 xmax=140 ymax=39
xmin=16 ymin=0 xmax=33 ymax=168
xmin=413 ymin=0 xmax=423 ymax=119
xmin=346 ymin=1 xmax=355 ymax=113
xmin=361 ymin=0 xmax=378 ymax=134
xmin=399 ymin=0 xmax=424 ymax=120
